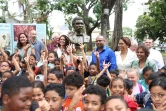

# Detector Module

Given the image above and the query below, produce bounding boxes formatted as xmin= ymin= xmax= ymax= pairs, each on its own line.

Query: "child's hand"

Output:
xmin=43 ymin=59 xmax=48 ymax=66
xmin=118 ymin=70 xmax=126 ymax=79
xmin=94 ymin=51 xmax=99 ymax=58
xmin=79 ymin=43 xmax=84 ymax=51
xmin=72 ymin=44 xmax=76 ymax=52
xmin=77 ymin=56 xmax=82 ymax=62
xmin=63 ymin=57 xmax=68 ymax=65
xmin=12 ymin=52 xmax=19 ymax=60
xmin=151 ymin=101 xmax=166 ymax=111
xmin=24 ymin=44 xmax=31 ymax=51
xmin=102 ymin=60 xmax=111 ymax=69
xmin=24 ymin=56 xmax=29 ymax=64
xmin=66 ymin=44 xmax=72 ymax=54
xmin=70 ymin=85 xmax=86 ymax=108
xmin=60 ymin=54 xmax=65 ymax=60
xmin=38 ymin=99 xmax=50 ymax=111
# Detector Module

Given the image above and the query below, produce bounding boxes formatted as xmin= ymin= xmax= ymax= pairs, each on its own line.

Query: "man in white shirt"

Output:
xmin=144 ymin=38 xmax=164 ymax=70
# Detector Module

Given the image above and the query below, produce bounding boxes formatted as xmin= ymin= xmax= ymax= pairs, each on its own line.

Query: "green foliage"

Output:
xmin=0 ymin=17 xmax=6 ymax=23
xmin=123 ymin=0 xmax=134 ymax=11
xmin=135 ymin=0 xmax=166 ymax=42
xmin=123 ymin=27 xmax=133 ymax=37
xmin=55 ymin=0 xmax=101 ymax=34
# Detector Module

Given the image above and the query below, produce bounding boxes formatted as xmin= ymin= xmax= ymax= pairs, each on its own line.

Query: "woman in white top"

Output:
xmin=115 ymin=37 xmax=137 ymax=71
xmin=56 ymin=35 xmax=70 ymax=62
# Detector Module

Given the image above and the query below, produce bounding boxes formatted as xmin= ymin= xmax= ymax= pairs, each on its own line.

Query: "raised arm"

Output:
xmin=0 ymin=47 xmax=8 ymax=61
xmin=96 ymin=61 xmax=111 ymax=78
xmin=94 ymin=51 xmax=100 ymax=73
xmin=12 ymin=53 xmax=21 ymax=75
xmin=24 ymin=44 xmax=31 ymax=58
xmin=80 ymin=43 xmax=88 ymax=71
xmin=43 ymin=59 xmax=48 ymax=86
xmin=77 ymin=57 xmax=84 ymax=77
xmin=31 ymin=48 xmax=35 ymax=55
xmin=66 ymin=44 xmax=74 ymax=66
xmin=41 ymin=38 xmax=48 ymax=59
xmin=60 ymin=54 xmax=65 ymax=75
xmin=24 ymin=56 xmax=35 ymax=82
xmin=67 ymin=85 xmax=86 ymax=111
xmin=106 ymin=69 xmax=112 ymax=80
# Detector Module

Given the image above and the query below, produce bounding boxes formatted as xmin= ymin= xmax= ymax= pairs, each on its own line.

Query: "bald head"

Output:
xmin=96 ymin=35 xmax=105 ymax=49
xmin=96 ymin=35 xmax=105 ymax=41
xmin=30 ymin=30 xmax=37 ymax=39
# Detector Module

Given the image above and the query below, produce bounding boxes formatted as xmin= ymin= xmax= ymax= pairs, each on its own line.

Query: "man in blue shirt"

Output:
xmin=91 ymin=35 xmax=117 ymax=71
xmin=30 ymin=30 xmax=44 ymax=61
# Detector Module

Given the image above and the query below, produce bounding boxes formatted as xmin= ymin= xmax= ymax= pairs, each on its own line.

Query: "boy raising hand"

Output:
xmin=63 ymin=72 xmax=84 ymax=111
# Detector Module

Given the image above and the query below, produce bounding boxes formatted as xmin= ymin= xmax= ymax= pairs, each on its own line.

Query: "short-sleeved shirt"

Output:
xmin=131 ymin=59 xmax=157 ymax=79
xmin=91 ymin=46 xmax=117 ymax=72
xmin=30 ymin=40 xmax=44 ymax=61
xmin=47 ymin=41 xmax=58 ymax=51
xmin=48 ymin=63 xmax=55 ymax=69
xmin=63 ymin=97 xmax=83 ymax=111
xmin=15 ymin=45 xmax=34 ymax=61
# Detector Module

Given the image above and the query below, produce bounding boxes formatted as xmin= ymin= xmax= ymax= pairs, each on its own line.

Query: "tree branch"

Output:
xmin=90 ymin=20 xmax=101 ymax=33
xmin=108 ymin=0 xmax=117 ymax=13
xmin=88 ymin=0 xmax=98 ymax=10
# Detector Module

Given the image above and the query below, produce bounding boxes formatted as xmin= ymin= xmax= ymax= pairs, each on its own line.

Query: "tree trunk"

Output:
xmin=100 ymin=0 xmax=117 ymax=46
xmin=101 ymin=13 xmax=110 ymax=46
xmin=100 ymin=0 xmax=110 ymax=46
xmin=87 ymin=31 xmax=93 ymax=51
xmin=111 ymin=0 xmax=123 ymax=51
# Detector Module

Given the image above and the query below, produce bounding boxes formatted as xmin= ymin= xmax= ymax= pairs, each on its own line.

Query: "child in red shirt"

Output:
xmin=63 ymin=72 xmax=84 ymax=111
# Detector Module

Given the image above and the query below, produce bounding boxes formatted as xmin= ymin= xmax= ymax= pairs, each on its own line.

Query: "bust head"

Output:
xmin=72 ymin=17 xmax=84 ymax=34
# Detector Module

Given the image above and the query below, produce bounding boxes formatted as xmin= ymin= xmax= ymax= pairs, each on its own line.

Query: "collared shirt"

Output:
xmin=115 ymin=48 xmax=138 ymax=71
xmin=148 ymin=48 xmax=164 ymax=69
xmin=131 ymin=59 xmax=157 ymax=79
xmin=91 ymin=46 xmax=117 ymax=71
xmin=47 ymin=41 xmax=58 ymax=51
xmin=30 ymin=40 xmax=44 ymax=61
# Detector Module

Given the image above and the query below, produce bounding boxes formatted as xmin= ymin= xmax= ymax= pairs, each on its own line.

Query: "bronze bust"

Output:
xmin=68 ymin=17 xmax=90 ymax=54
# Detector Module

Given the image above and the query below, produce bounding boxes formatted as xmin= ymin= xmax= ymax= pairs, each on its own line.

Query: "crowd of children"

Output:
xmin=0 ymin=34 xmax=166 ymax=111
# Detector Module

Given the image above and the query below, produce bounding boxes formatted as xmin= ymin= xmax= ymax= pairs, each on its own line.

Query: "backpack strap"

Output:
xmin=138 ymin=84 xmax=143 ymax=93
xmin=88 ymin=76 xmax=97 ymax=84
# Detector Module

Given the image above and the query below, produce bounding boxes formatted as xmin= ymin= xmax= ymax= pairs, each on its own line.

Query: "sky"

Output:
xmin=0 ymin=0 xmax=149 ymax=33
xmin=49 ymin=0 xmax=149 ymax=32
